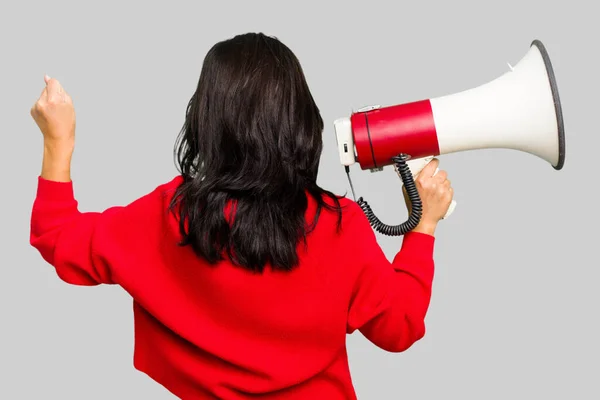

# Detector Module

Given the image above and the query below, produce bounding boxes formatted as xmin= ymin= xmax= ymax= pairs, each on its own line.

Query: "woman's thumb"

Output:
xmin=44 ymin=74 xmax=51 ymax=84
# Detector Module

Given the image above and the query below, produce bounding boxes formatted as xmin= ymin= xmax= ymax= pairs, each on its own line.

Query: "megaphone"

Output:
xmin=334 ymin=39 xmax=565 ymax=236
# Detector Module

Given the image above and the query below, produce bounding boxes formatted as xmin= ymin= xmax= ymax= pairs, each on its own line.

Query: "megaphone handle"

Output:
xmin=402 ymin=156 xmax=457 ymax=219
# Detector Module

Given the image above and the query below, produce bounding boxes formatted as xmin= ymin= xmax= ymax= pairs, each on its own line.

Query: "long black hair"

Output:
xmin=169 ymin=32 xmax=343 ymax=273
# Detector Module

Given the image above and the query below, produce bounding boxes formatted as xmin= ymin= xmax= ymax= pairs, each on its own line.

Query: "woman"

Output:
xmin=30 ymin=33 xmax=453 ymax=400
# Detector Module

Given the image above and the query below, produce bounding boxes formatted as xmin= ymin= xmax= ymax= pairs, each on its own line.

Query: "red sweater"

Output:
xmin=30 ymin=175 xmax=435 ymax=399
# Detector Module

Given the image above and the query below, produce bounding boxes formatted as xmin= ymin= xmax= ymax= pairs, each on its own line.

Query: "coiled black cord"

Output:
xmin=356 ymin=154 xmax=423 ymax=236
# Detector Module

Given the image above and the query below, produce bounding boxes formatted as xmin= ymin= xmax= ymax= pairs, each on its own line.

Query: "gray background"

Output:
xmin=1 ymin=0 xmax=598 ymax=399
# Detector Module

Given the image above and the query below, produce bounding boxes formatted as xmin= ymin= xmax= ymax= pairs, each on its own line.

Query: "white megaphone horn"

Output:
xmin=334 ymin=39 xmax=565 ymax=236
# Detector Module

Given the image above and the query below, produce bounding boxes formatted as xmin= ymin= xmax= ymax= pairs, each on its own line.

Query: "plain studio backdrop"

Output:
xmin=1 ymin=1 xmax=598 ymax=399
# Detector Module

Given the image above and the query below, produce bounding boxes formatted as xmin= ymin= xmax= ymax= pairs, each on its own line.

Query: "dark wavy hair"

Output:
xmin=169 ymin=32 xmax=343 ymax=273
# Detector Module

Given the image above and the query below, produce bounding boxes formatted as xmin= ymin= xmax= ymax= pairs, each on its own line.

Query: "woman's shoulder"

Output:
xmin=309 ymin=190 xmax=368 ymax=229
xmin=157 ymin=175 xmax=185 ymax=198
xmin=114 ymin=175 xmax=184 ymax=215
xmin=135 ymin=175 xmax=185 ymax=204
xmin=319 ymin=191 xmax=362 ymax=214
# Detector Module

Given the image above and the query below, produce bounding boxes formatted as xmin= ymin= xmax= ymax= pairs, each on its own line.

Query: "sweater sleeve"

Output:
xmin=29 ymin=177 xmax=148 ymax=286
xmin=346 ymin=205 xmax=435 ymax=353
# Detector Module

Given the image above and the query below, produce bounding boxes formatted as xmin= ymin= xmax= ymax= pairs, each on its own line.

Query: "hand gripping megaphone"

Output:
xmin=334 ymin=39 xmax=565 ymax=236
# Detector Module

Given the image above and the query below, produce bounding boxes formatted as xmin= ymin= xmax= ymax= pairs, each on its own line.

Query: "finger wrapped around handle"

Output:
xmin=398 ymin=156 xmax=457 ymax=219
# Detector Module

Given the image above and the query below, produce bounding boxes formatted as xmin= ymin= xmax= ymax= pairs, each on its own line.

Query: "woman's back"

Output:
xmin=129 ymin=177 xmax=378 ymax=399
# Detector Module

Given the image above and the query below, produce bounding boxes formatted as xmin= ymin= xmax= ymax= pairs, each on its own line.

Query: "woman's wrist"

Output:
xmin=41 ymin=139 xmax=74 ymax=182
xmin=411 ymin=219 xmax=438 ymax=236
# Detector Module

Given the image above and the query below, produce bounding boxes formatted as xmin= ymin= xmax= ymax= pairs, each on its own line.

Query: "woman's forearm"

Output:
xmin=41 ymin=139 xmax=74 ymax=182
